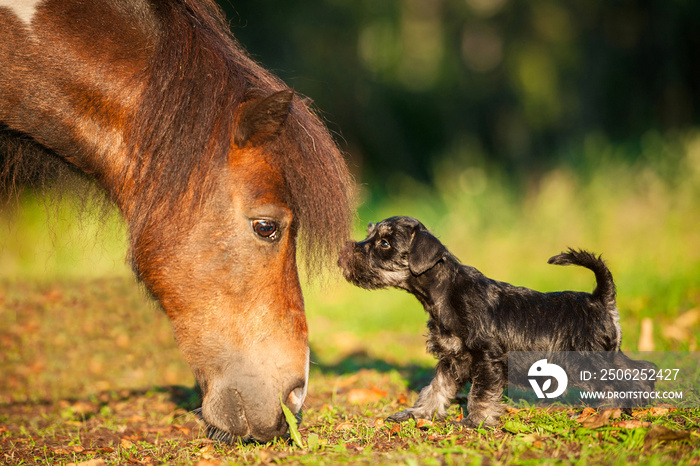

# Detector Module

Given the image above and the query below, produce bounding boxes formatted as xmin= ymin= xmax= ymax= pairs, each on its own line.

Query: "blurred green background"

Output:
xmin=226 ymin=0 xmax=700 ymax=185
xmin=1 ymin=0 xmax=699 ymax=401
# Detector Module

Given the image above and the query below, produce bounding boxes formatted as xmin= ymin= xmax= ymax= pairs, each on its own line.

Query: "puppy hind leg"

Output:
xmin=388 ymin=360 xmax=462 ymax=423
xmin=611 ymin=353 xmax=657 ymax=412
xmin=461 ymin=362 xmax=506 ymax=429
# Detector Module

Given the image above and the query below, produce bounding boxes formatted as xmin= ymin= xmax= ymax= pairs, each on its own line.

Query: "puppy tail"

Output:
xmin=548 ymin=248 xmax=616 ymax=307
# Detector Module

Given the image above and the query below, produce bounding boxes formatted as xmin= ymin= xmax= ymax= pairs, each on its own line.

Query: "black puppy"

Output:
xmin=338 ymin=216 xmax=647 ymax=428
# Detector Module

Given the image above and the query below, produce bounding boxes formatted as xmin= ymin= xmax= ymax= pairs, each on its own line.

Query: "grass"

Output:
xmin=1 ymin=130 xmax=699 ymax=464
xmin=1 ymin=362 xmax=698 ymax=464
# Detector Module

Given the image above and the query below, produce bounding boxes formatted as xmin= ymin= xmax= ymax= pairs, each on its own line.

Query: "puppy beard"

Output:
xmin=339 ymin=249 xmax=410 ymax=290
xmin=342 ymin=260 xmax=409 ymax=290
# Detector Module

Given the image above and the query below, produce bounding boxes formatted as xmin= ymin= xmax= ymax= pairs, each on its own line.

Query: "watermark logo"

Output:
xmin=528 ymin=359 xmax=568 ymax=398
xmin=508 ymin=351 xmax=697 ymax=408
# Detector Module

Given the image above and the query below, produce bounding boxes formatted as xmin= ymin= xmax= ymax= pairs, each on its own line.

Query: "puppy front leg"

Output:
xmin=388 ymin=358 xmax=465 ymax=423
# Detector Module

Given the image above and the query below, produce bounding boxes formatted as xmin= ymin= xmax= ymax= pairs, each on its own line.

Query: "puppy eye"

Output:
xmin=252 ymin=219 xmax=278 ymax=240
xmin=378 ymin=239 xmax=390 ymax=249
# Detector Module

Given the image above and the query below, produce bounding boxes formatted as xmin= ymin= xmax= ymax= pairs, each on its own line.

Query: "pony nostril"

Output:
xmin=285 ymin=385 xmax=306 ymax=413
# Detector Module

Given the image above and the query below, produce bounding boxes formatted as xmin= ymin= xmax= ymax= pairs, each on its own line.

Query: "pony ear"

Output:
xmin=408 ymin=229 xmax=446 ymax=275
xmin=234 ymin=89 xmax=294 ymax=148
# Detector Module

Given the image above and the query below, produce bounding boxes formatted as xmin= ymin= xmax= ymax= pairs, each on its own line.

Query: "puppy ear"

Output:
xmin=408 ymin=230 xmax=446 ymax=275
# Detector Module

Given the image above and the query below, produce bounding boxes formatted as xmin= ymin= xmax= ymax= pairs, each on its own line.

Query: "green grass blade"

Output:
xmin=280 ymin=393 xmax=304 ymax=449
xmin=307 ymin=433 xmax=320 ymax=452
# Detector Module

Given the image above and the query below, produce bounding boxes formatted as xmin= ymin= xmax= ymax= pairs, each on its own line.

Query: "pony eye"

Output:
xmin=252 ymin=219 xmax=278 ymax=240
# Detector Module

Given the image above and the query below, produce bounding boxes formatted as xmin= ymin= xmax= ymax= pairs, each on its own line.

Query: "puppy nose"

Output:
xmin=337 ymin=241 xmax=355 ymax=268
xmin=362 ymin=239 xmax=376 ymax=252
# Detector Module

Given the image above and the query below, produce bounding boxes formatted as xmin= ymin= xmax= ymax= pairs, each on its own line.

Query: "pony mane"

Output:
xmin=119 ymin=0 xmax=354 ymax=272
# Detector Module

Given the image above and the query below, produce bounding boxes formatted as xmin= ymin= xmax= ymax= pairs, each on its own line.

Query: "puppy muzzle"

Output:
xmin=338 ymin=241 xmax=400 ymax=290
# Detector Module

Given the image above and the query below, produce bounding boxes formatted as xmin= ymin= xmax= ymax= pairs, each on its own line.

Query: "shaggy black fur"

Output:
xmin=338 ymin=216 xmax=653 ymax=428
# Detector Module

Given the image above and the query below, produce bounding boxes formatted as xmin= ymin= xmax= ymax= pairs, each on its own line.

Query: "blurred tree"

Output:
xmin=224 ymin=0 xmax=700 ymax=184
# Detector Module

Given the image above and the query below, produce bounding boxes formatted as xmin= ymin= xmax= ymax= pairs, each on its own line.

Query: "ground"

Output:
xmin=1 ymin=279 xmax=698 ymax=465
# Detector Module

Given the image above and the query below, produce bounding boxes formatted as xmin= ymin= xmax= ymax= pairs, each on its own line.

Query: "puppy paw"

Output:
xmin=387 ymin=409 xmax=415 ymax=423
xmin=457 ymin=413 xmax=500 ymax=429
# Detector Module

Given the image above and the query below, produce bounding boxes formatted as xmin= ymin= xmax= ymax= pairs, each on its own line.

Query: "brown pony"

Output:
xmin=0 ymin=0 xmax=353 ymax=442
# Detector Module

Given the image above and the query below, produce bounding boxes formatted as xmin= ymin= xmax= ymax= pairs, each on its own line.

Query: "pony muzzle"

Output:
xmin=199 ymin=359 xmax=309 ymax=442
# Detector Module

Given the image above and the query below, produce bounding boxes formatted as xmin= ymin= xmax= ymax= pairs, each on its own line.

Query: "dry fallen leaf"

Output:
xmin=67 ymin=460 xmax=107 ymax=466
xmin=195 ymin=459 xmax=221 ymax=466
xmin=576 ymin=407 xmax=597 ymax=423
xmin=52 ymin=448 xmax=71 ymax=455
xmin=335 ymin=421 xmax=354 ymax=431
xmin=579 ymin=409 xmax=614 ymax=429
xmin=416 ymin=419 xmax=433 ymax=429
xmin=649 ymin=405 xmax=676 ymax=416
xmin=397 ymin=393 xmax=408 ymax=405
xmin=347 ymin=388 xmax=387 ymax=404
xmin=374 ymin=418 xmax=386 ymax=429
xmin=389 ymin=423 xmax=401 ymax=436
xmin=643 ymin=425 xmax=691 ymax=449
xmin=71 ymin=401 xmax=98 ymax=416
xmin=634 ymin=405 xmax=676 ymax=417
xmin=334 ymin=373 xmax=360 ymax=388
xmin=120 ymin=438 xmax=134 ymax=449
xmin=172 ymin=424 xmax=191 ymax=435
xmin=613 ymin=420 xmax=651 ymax=429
